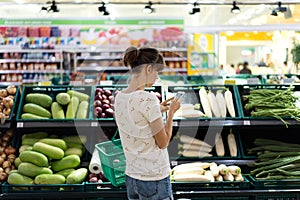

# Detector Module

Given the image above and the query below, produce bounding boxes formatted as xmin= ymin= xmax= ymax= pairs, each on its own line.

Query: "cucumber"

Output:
xmin=18 ymin=162 xmax=53 ymax=178
xmin=7 ymin=172 xmax=33 ymax=185
xmin=63 ymin=135 xmax=87 ymax=144
xmin=19 ymin=145 xmax=32 ymax=153
xmin=19 ymin=150 xmax=48 ymax=167
xmin=51 ymin=102 xmax=65 ymax=119
xmin=66 ymin=96 xmax=79 ymax=118
xmin=39 ymin=138 xmax=67 ymax=151
xmin=65 ymin=147 xmax=83 ymax=157
xmin=9 ymin=170 xmax=18 ymax=174
xmin=56 ymin=168 xmax=75 ymax=178
xmin=22 ymin=131 xmax=48 ymax=140
xmin=32 ymin=142 xmax=64 ymax=160
xmin=66 ymin=168 xmax=88 ymax=184
xmin=14 ymin=157 xmax=22 ymax=168
xmin=23 ymin=103 xmax=51 ymax=118
xmin=66 ymin=143 xmax=83 ymax=149
xmin=25 ymin=93 xmax=52 ymax=108
xmin=22 ymin=138 xmax=40 ymax=146
xmin=67 ymin=90 xmax=90 ymax=102
xmin=56 ymin=92 xmax=71 ymax=105
xmin=21 ymin=113 xmax=49 ymax=119
xmin=76 ymin=101 xmax=89 ymax=119
xmin=34 ymin=174 xmax=66 ymax=184
xmin=51 ymin=155 xmax=81 ymax=172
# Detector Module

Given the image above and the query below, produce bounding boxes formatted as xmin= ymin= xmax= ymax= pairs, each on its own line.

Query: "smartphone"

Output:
xmin=174 ymin=91 xmax=185 ymax=100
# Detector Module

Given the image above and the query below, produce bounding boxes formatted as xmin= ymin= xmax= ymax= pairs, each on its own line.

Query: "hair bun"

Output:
xmin=123 ymin=46 xmax=139 ymax=67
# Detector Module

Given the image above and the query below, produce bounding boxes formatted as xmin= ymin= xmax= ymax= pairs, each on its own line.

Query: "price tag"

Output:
xmin=100 ymin=80 xmax=113 ymax=86
xmin=283 ymin=78 xmax=294 ymax=84
xmin=243 ymin=120 xmax=251 ymax=125
xmin=91 ymin=122 xmax=98 ymax=127
xmin=247 ymin=78 xmax=259 ymax=85
xmin=224 ymin=79 xmax=236 ymax=85
xmin=171 ymin=161 xmax=178 ymax=167
xmin=17 ymin=122 xmax=24 ymax=128
xmin=172 ymin=121 xmax=178 ymax=126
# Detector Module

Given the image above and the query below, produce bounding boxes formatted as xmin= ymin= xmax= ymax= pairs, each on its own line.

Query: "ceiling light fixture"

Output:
xmin=40 ymin=1 xmax=59 ymax=13
xmin=189 ymin=2 xmax=200 ymax=15
xmin=143 ymin=1 xmax=154 ymax=14
xmin=98 ymin=2 xmax=110 ymax=15
xmin=270 ymin=1 xmax=287 ymax=16
xmin=231 ymin=1 xmax=240 ymax=14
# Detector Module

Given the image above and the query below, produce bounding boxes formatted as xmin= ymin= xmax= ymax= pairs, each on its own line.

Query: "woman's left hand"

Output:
xmin=160 ymin=97 xmax=174 ymax=113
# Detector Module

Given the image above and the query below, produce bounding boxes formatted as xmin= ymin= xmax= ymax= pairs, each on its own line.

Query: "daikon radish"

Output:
xmin=224 ymin=89 xmax=236 ymax=117
xmin=179 ymin=150 xmax=213 ymax=158
xmin=216 ymin=90 xmax=227 ymax=118
xmin=228 ymin=165 xmax=241 ymax=175
xmin=215 ymin=132 xmax=225 ymax=157
xmin=172 ymin=166 xmax=205 ymax=176
xmin=234 ymin=173 xmax=244 ymax=181
xmin=207 ymin=90 xmax=221 ymax=117
xmin=215 ymin=174 xmax=223 ymax=182
xmin=209 ymin=162 xmax=219 ymax=177
xmin=223 ymin=172 xmax=234 ymax=181
xmin=227 ymin=130 xmax=238 ymax=157
xmin=180 ymin=110 xmax=205 ymax=118
xmin=178 ymin=143 xmax=212 ymax=152
xmin=171 ymin=173 xmax=211 ymax=182
xmin=199 ymin=87 xmax=212 ymax=117
xmin=204 ymin=170 xmax=215 ymax=182
xmin=218 ymin=164 xmax=228 ymax=175
xmin=179 ymin=135 xmax=212 ymax=148
xmin=172 ymin=162 xmax=211 ymax=171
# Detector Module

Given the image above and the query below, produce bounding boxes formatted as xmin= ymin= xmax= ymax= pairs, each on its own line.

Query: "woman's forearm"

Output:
xmin=165 ymin=111 xmax=175 ymax=142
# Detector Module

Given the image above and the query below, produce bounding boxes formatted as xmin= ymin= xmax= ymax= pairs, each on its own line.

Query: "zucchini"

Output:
xmin=22 ymin=131 xmax=48 ymax=140
xmin=51 ymin=102 xmax=65 ymax=119
xmin=7 ymin=172 xmax=33 ymax=185
xmin=32 ymin=142 xmax=64 ymax=160
xmin=39 ymin=138 xmax=67 ymax=151
xmin=63 ymin=135 xmax=87 ymax=144
xmin=22 ymin=138 xmax=40 ymax=146
xmin=18 ymin=162 xmax=53 ymax=178
xmin=76 ymin=101 xmax=89 ymax=119
xmin=67 ymin=90 xmax=90 ymax=102
xmin=65 ymin=147 xmax=83 ymax=157
xmin=34 ymin=174 xmax=66 ymax=184
xmin=66 ymin=168 xmax=88 ymax=184
xmin=25 ymin=93 xmax=52 ymax=108
xmin=66 ymin=96 xmax=79 ymax=118
xmin=19 ymin=150 xmax=48 ymax=167
xmin=21 ymin=113 xmax=49 ymax=119
xmin=56 ymin=92 xmax=71 ymax=105
xmin=51 ymin=155 xmax=81 ymax=172
xmin=14 ymin=157 xmax=22 ymax=168
xmin=56 ymin=168 xmax=75 ymax=178
xmin=23 ymin=103 xmax=51 ymax=118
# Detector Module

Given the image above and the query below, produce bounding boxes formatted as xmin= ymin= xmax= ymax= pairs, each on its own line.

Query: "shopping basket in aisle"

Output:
xmin=95 ymin=130 xmax=126 ymax=187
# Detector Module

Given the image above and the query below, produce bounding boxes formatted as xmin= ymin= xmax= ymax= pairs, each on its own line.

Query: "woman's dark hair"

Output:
xmin=123 ymin=46 xmax=165 ymax=73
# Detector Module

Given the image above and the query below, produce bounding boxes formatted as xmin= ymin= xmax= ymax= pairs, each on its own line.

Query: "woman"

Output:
xmin=114 ymin=46 xmax=181 ymax=200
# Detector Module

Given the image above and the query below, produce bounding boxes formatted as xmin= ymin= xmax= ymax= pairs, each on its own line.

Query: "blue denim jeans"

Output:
xmin=126 ymin=175 xmax=174 ymax=200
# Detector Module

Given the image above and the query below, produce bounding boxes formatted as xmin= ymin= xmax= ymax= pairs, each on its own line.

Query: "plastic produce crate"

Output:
xmin=171 ymin=175 xmax=250 ymax=191
xmin=95 ymin=139 xmax=125 ymax=187
xmin=2 ymin=182 xmax=85 ymax=193
xmin=235 ymin=84 xmax=300 ymax=121
xmin=16 ymin=85 xmax=93 ymax=122
xmin=84 ymin=181 xmax=126 ymax=191
xmin=93 ymin=85 xmax=163 ymax=119
xmin=0 ymin=85 xmax=20 ymax=124
xmin=169 ymin=127 xmax=242 ymax=160
xmin=167 ymin=84 xmax=242 ymax=119
xmin=256 ymin=193 xmax=298 ymax=200
xmin=249 ymin=174 xmax=300 ymax=190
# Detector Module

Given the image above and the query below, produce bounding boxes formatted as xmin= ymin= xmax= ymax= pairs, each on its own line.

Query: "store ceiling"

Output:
xmin=0 ymin=0 xmax=299 ymax=28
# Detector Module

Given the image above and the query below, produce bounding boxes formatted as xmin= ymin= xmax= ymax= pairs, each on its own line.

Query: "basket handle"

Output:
xmin=111 ymin=129 xmax=119 ymax=143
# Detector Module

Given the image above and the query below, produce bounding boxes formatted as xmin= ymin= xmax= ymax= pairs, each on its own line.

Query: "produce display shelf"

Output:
xmin=172 ymin=118 xmax=244 ymax=127
xmin=225 ymin=74 xmax=266 ymax=85
xmin=186 ymin=75 xmax=224 ymax=85
xmin=171 ymin=175 xmax=250 ymax=191
xmin=84 ymin=182 xmax=126 ymax=192
xmin=0 ymin=85 xmax=20 ymax=126
xmin=2 ymin=182 xmax=85 ymax=193
xmin=248 ymin=175 xmax=300 ymax=190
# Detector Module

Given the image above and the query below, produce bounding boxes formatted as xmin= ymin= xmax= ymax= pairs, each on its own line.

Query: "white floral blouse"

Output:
xmin=114 ymin=90 xmax=170 ymax=181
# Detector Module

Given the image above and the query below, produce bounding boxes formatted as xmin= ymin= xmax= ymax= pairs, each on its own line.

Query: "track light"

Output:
xmin=40 ymin=1 xmax=59 ymax=13
xmin=231 ymin=1 xmax=240 ymax=14
xmin=98 ymin=2 xmax=110 ymax=15
xmin=270 ymin=1 xmax=287 ymax=16
xmin=189 ymin=2 xmax=200 ymax=15
xmin=143 ymin=1 xmax=154 ymax=14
